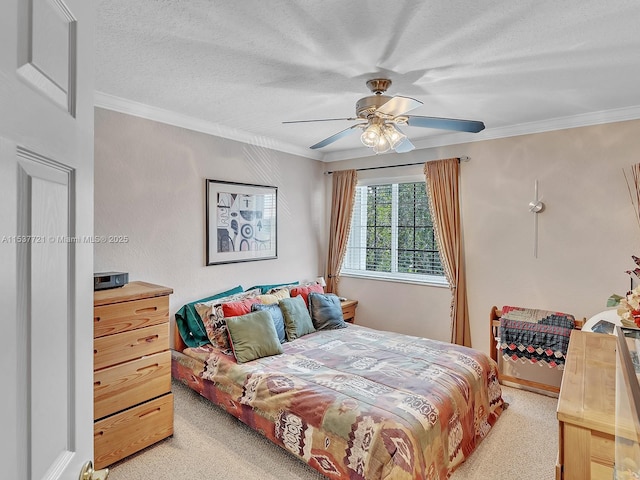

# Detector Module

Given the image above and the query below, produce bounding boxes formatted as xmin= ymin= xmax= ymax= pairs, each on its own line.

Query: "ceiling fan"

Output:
xmin=283 ymin=78 xmax=485 ymax=154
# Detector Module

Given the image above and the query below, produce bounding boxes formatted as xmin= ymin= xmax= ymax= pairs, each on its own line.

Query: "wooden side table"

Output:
xmin=341 ymin=299 xmax=358 ymax=324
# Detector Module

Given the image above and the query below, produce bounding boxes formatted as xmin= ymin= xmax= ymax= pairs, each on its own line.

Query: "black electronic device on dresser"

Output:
xmin=93 ymin=271 xmax=128 ymax=291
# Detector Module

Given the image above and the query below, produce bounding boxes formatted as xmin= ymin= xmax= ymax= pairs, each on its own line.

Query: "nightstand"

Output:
xmin=340 ymin=299 xmax=358 ymax=324
xmin=93 ymin=281 xmax=173 ymax=469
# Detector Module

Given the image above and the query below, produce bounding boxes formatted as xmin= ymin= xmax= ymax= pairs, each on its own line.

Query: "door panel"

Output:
xmin=17 ymin=152 xmax=74 ymax=479
xmin=0 ymin=0 xmax=95 ymax=479
xmin=17 ymin=0 xmax=77 ymax=115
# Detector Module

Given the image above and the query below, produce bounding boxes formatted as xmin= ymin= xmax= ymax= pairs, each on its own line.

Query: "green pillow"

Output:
xmin=226 ymin=310 xmax=283 ymax=363
xmin=279 ymin=296 xmax=316 ymax=340
xmin=174 ymin=285 xmax=244 ymax=348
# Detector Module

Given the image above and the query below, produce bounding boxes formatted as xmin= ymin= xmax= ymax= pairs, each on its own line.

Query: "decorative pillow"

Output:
xmin=308 ymin=292 xmax=347 ymax=331
xmin=279 ymin=296 xmax=316 ymax=340
xmin=199 ymin=289 xmax=262 ymax=351
xmin=226 ymin=310 xmax=283 ymax=363
xmin=256 ymin=288 xmax=290 ymax=305
xmin=174 ymin=285 xmax=243 ymax=348
xmin=248 ymin=281 xmax=299 ymax=294
xmin=222 ymin=297 xmax=262 ymax=317
xmin=194 ymin=288 xmax=260 ymax=322
xmin=289 ymin=283 xmax=324 ymax=306
xmin=252 ymin=303 xmax=286 ymax=343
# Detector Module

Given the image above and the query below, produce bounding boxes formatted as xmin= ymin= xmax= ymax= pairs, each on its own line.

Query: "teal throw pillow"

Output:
xmin=248 ymin=281 xmax=299 ymax=294
xmin=279 ymin=295 xmax=315 ymax=340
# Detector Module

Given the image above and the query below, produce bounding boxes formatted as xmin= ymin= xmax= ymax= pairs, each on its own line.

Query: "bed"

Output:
xmin=172 ymin=294 xmax=504 ymax=480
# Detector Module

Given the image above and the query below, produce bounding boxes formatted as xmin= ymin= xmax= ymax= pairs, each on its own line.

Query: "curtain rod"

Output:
xmin=324 ymin=156 xmax=469 ymax=174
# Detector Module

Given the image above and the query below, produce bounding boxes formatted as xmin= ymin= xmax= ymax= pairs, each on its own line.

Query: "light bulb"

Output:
xmin=384 ymin=125 xmax=406 ymax=149
xmin=361 ymin=124 xmax=381 ymax=147
xmin=373 ymin=134 xmax=390 ymax=154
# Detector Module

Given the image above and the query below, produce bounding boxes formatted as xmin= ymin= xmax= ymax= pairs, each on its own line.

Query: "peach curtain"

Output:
xmin=326 ymin=169 xmax=358 ymax=294
xmin=424 ymin=158 xmax=471 ymax=347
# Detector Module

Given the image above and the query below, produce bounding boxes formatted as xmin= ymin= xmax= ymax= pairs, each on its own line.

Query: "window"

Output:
xmin=341 ymin=180 xmax=447 ymax=285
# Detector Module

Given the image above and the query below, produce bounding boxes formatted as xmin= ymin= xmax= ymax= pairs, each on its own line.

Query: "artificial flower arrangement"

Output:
xmin=608 ymin=255 xmax=640 ymax=328
xmin=615 ymin=286 xmax=640 ymax=329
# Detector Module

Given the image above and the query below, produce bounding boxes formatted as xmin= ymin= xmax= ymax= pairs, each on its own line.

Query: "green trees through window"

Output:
xmin=343 ymin=181 xmax=445 ymax=283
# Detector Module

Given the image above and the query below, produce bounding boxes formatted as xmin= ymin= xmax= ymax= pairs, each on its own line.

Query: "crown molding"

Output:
xmin=95 ymin=91 xmax=640 ymax=163
xmin=94 ymin=91 xmax=323 ymax=160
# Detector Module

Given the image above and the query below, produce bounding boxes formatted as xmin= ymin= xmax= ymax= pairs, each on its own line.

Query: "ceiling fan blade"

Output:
xmin=310 ymin=124 xmax=363 ymax=149
xmin=405 ymin=115 xmax=485 ymax=133
xmin=394 ymin=137 xmax=415 ymax=153
xmin=283 ymin=117 xmax=357 ymax=124
xmin=376 ymin=96 xmax=423 ymax=117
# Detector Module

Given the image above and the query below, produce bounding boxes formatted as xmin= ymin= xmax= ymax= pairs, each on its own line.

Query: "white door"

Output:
xmin=0 ymin=0 xmax=96 ymax=479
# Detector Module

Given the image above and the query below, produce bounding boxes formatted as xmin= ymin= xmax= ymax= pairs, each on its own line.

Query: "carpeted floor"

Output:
xmin=107 ymin=380 xmax=558 ymax=480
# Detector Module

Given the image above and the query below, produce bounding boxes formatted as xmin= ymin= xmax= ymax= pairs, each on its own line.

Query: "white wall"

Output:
xmin=94 ymin=108 xmax=326 ymax=321
xmin=329 ymin=120 xmax=640 ymax=353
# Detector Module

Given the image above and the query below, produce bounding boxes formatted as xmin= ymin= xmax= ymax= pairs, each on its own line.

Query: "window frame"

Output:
xmin=340 ymin=175 xmax=448 ymax=288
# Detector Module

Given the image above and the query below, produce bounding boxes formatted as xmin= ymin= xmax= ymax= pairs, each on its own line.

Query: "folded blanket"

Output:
xmin=499 ymin=305 xmax=575 ymax=369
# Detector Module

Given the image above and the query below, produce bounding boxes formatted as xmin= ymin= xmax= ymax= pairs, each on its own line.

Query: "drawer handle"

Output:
xmin=139 ymin=407 xmax=161 ymax=419
xmin=93 ymin=349 xmax=98 ymax=355
xmin=95 ymin=431 xmax=104 ymax=437
xmin=136 ymin=335 xmax=159 ymax=344
xmin=135 ymin=306 xmax=158 ymax=314
xmin=94 ymin=316 xmax=101 ymax=322
xmin=94 ymin=381 xmax=101 ymax=387
xmin=137 ymin=363 xmax=160 ymax=373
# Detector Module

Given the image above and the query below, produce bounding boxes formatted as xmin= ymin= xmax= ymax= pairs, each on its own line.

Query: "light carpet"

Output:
xmin=107 ymin=380 xmax=558 ymax=480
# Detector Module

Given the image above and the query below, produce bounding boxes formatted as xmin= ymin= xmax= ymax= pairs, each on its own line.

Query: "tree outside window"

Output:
xmin=342 ymin=180 xmax=445 ymax=285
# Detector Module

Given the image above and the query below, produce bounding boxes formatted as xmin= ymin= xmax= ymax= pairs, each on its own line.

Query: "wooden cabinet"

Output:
xmin=341 ymin=299 xmax=358 ymax=324
xmin=93 ymin=281 xmax=174 ymax=469
xmin=556 ymin=330 xmax=616 ymax=479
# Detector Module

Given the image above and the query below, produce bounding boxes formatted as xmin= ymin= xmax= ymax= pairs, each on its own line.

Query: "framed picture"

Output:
xmin=206 ymin=179 xmax=277 ymax=265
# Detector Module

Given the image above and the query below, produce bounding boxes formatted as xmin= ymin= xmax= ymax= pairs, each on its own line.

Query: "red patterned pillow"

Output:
xmin=222 ymin=297 xmax=262 ymax=318
xmin=289 ymin=283 xmax=324 ymax=306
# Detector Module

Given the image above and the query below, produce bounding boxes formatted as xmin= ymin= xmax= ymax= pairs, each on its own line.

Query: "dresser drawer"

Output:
xmin=94 ymin=350 xmax=171 ymax=420
xmin=94 ymin=295 xmax=169 ymax=338
xmin=94 ymin=323 xmax=169 ymax=370
xmin=94 ymin=393 xmax=173 ymax=470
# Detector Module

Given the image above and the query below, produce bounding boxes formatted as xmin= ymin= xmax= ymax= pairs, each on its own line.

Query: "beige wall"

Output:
xmin=94 ymin=108 xmax=326 ymax=320
xmin=329 ymin=120 xmax=640 ymax=353
xmin=95 ymin=108 xmax=640 ymax=355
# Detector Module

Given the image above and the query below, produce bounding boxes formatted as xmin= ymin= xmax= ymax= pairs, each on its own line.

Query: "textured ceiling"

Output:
xmin=95 ymin=0 xmax=640 ymax=161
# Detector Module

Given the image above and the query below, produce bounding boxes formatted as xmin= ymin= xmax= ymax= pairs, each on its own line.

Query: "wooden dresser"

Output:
xmin=556 ymin=330 xmax=616 ymax=479
xmin=93 ymin=281 xmax=174 ymax=469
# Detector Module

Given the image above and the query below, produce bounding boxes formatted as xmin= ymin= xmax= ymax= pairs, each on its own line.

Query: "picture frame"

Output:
xmin=206 ymin=179 xmax=277 ymax=265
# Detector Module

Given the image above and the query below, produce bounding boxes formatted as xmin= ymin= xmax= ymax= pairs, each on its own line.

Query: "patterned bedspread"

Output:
xmin=172 ymin=324 xmax=504 ymax=480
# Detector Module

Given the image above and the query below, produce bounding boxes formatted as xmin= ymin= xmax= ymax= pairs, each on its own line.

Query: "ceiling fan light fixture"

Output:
xmin=286 ymin=79 xmax=485 ymax=153
xmin=373 ymin=133 xmax=391 ymax=154
xmin=383 ymin=124 xmax=406 ymax=149
xmin=361 ymin=124 xmax=381 ymax=147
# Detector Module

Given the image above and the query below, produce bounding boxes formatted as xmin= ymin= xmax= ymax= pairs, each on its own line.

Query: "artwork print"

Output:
xmin=206 ymin=180 xmax=277 ymax=265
